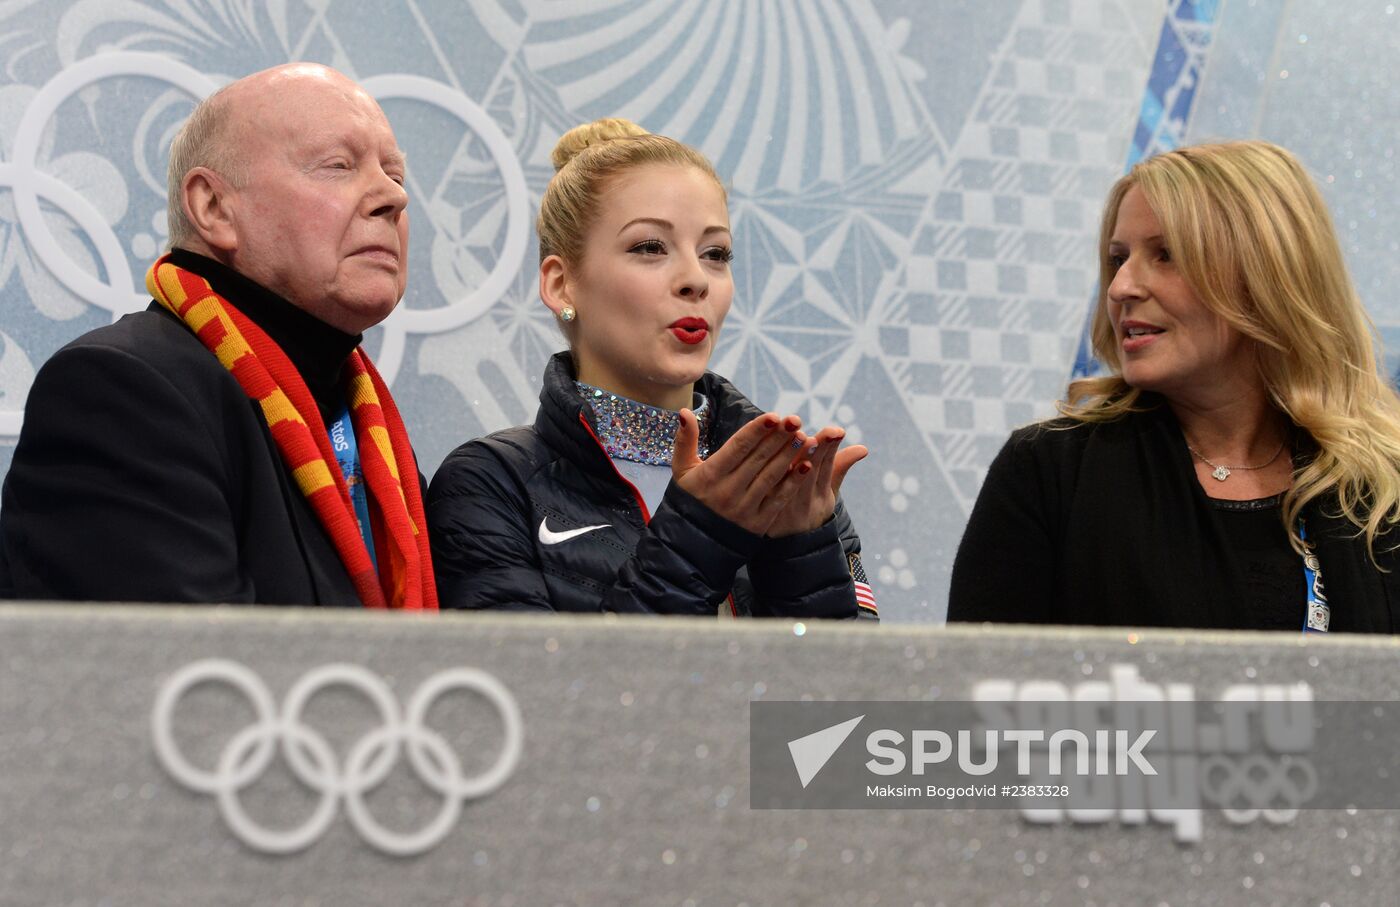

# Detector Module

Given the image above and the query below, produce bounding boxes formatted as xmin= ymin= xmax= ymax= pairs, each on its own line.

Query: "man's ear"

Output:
xmin=182 ymin=167 xmax=238 ymax=253
xmin=539 ymin=254 xmax=574 ymax=317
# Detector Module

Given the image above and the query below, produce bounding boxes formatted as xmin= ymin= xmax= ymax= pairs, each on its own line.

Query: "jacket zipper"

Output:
xmin=579 ymin=414 xmax=652 ymax=523
xmin=579 ymin=413 xmax=738 ymax=617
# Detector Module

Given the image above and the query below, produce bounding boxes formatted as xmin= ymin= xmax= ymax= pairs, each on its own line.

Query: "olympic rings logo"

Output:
xmin=152 ymin=659 xmax=524 ymax=857
xmin=1199 ymin=755 xmax=1317 ymax=825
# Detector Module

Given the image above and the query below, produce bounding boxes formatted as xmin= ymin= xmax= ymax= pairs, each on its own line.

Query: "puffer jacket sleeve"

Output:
xmin=744 ymin=498 xmax=875 ymax=620
xmin=599 ymin=482 xmax=764 ymax=615
xmin=428 ymin=440 xmax=766 ymax=614
xmin=428 ymin=438 xmax=555 ymax=611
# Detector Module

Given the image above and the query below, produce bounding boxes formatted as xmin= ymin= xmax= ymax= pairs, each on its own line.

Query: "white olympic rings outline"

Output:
xmin=1199 ymin=754 xmax=1318 ymax=825
xmin=152 ymin=659 xmax=524 ymax=856
xmin=7 ymin=53 xmax=218 ymax=319
xmin=1 ymin=53 xmax=531 ymax=436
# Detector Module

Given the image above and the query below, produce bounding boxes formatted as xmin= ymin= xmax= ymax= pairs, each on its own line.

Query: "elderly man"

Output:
xmin=0 ymin=63 xmax=436 ymax=609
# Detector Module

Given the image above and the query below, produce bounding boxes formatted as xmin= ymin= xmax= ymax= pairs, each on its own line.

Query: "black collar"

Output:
xmin=168 ymin=248 xmax=362 ymax=423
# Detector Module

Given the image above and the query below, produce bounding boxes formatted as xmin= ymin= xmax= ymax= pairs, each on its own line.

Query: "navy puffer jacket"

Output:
xmin=428 ymin=352 xmax=876 ymax=618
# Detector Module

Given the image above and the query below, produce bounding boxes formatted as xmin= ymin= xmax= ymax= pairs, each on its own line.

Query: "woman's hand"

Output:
xmin=763 ymin=426 xmax=868 ymax=538
xmin=671 ymin=409 xmax=815 ymax=535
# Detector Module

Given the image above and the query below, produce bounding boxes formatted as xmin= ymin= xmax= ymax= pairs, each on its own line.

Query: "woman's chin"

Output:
xmin=1121 ymin=368 xmax=1170 ymax=394
xmin=656 ymin=352 xmax=711 ymax=383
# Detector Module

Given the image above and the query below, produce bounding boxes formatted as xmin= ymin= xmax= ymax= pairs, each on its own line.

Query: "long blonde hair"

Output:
xmin=1065 ymin=140 xmax=1400 ymax=556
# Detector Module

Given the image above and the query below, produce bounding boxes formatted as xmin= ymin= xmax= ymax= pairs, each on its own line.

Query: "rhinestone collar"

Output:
xmin=576 ymin=381 xmax=711 ymax=465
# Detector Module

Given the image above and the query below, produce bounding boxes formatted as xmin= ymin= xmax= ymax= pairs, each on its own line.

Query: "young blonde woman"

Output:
xmin=949 ymin=140 xmax=1400 ymax=632
xmin=428 ymin=119 xmax=876 ymax=618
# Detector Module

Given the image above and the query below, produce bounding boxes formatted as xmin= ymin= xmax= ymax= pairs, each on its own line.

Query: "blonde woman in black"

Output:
xmin=429 ymin=119 xmax=876 ymax=619
xmin=951 ymin=141 xmax=1400 ymax=632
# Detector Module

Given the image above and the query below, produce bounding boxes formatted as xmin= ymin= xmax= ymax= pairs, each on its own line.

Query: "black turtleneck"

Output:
xmin=168 ymin=248 xmax=362 ymax=426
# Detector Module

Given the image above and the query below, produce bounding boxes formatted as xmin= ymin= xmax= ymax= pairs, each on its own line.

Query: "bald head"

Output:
xmin=167 ymin=62 xmax=410 ymax=333
xmin=167 ymin=64 xmax=376 ymax=251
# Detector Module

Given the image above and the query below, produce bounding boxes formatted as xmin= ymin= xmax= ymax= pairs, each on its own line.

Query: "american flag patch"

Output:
xmin=849 ymin=553 xmax=877 ymax=615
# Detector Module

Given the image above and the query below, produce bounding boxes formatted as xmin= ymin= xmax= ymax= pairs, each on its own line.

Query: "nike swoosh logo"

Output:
xmin=538 ymin=518 xmax=611 ymax=546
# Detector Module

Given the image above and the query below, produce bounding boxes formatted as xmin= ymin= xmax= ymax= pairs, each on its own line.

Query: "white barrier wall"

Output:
xmin=2 ymin=604 xmax=1397 ymax=904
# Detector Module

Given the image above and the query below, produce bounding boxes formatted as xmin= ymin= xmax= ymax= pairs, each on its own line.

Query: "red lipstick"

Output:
xmin=670 ymin=317 xmax=709 ymax=345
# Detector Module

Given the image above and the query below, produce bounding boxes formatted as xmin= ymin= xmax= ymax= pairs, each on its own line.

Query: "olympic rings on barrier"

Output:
xmin=1198 ymin=755 xmax=1317 ymax=825
xmin=152 ymin=659 xmax=524 ymax=856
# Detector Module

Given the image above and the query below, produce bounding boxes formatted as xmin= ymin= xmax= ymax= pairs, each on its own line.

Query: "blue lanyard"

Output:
xmin=329 ymin=401 xmax=377 ymax=570
xmin=1300 ymin=519 xmax=1329 ymax=633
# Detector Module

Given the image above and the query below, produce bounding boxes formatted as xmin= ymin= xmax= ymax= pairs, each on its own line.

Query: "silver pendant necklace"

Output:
xmin=1186 ymin=438 xmax=1287 ymax=481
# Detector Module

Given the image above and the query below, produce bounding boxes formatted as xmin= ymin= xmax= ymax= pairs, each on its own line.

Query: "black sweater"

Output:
xmin=947 ymin=401 xmax=1399 ymax=632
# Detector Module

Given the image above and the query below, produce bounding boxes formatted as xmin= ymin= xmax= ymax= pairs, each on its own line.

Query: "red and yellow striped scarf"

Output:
xmin=146 ymin=254 xmax=437 ymax=610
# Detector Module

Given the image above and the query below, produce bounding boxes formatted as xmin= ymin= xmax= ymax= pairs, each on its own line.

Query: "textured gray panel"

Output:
xmin=1 ymin=604 xmax=1395 ymax=905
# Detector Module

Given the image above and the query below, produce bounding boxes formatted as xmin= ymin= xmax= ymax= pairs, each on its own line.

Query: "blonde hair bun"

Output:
xmin=537 ymin=120 xmax=724 ymax=264
xmin=551 ymin=118 xmax=649 ymax=172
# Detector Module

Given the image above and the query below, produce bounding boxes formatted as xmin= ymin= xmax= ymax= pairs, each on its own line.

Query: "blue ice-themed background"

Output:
xmin=1 ymin=0 xmax=1393 ymax=621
